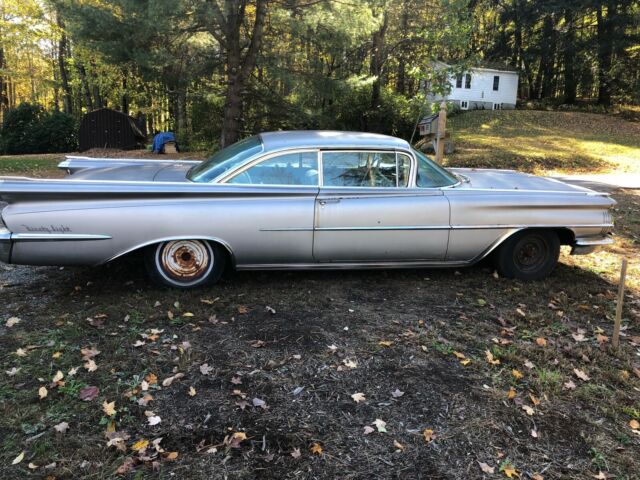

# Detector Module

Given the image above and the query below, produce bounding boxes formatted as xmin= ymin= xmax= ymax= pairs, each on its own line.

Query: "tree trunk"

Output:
xmin=597 ymin=2 xmax=615 ymax=106
xmin=219 ymin=0 xmax=267 ymax=147
xmin=0 ymin=46 xmax=6 ymax=120
xmin=57 ymin=14 xmax=73 ymax=114
xmin=395 ymin=1 xmax=409 ymax=94
xmin=369 ymin=11 xmax=389 ymax=132
xmin=562 ymin=10 xmax=577 ymax=104
xmin=77 ymin=63 xmax=93 ymax=111
xmin=121 ymin=72 xmax=129 ymax=114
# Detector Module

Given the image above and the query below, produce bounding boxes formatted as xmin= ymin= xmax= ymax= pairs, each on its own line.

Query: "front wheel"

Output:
xmin=145 ymin=240 xmax=226 ymax=288
xmin=494 ymin=230 xmax=560 ymax=280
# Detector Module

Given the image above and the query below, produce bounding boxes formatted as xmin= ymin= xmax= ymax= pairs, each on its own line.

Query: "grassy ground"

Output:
xmin=1 ymin=114 xmax=639 ymax=479
xmin=446 ymin=110 xmax=640 ymax=175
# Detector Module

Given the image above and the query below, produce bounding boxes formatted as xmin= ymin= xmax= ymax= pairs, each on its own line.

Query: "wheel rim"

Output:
xmin=156 ymin=240 xmax=214 ymax=286
xmin=513 ymin=235 xmax=549 ymax=273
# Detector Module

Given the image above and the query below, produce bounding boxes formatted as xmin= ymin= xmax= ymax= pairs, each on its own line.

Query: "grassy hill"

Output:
xmin=445 ymin=109 xmax=640 ymax=175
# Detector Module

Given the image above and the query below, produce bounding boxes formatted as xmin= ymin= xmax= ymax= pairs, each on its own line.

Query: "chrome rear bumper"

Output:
xmin=571 ymin=235 xmax=614 ymax=255
xmin=0 ymin=227 xmax=11 ymax=263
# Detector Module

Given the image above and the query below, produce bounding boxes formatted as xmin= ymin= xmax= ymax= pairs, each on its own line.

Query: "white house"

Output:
xmin=429 ymin=61 xmax=519 ymax=110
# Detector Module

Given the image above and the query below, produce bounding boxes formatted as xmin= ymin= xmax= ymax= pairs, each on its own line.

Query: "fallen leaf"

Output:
xmin=12 ymin=451 xmax=25 ymax=465
xmin=148 ymin=416 xmax=162 ymax=426
xmin=231 ymin=376 xmax=242 ymax=385
xmin=53 ymin=422 xmax=69 ymax=433
xmin=38 ymin=386 xmax=48 ymax=399
xmin=524 ymin=360 xmax=535 ymax=369
xmin=479 ymin=462 xmax=495 ymax=474
xmin=199 ymin=363 xmax=214 ymax=375
xmin=532 ymin=474 xmax=544 ymax=480
xmin=522 ymin=405 xmax=535 ymax=415
xmin=252 ymin=397 xmax=267 ymax=409
xmin=5 ymin=367 xmax=20 ymax=376
xmin=309 ymin=443 xmax=323 ymax=455
xmin=145 ymin=373 xmax=158 ymax=384
xmin=162 ymin=373 xmax=184 ymax=386
xmin=516 ymin=308 xmax=526 ymax=317
xmin=15 ymin=348 xmax=27 ymax=357
xmin=84 ymin=359 xmax=98 ymax=372
xmin=5 ymin=317 xmax=21 ymax=327
xmin=226 ymin=432 xmax=247 ymax=449
xmin=373 ymin=418 xmax=387 ymax=433
xmin=378 ymin=340 xmax=393 ymax=347
xmin=563 ymin=380 xmax=577 ymax=390
xmin=486 ymin=350 xmax=501 ymax=365
xmin=531 ymin=429 xmax=538 ymax=438
xmin=502 ymin=465 xmax=519 ymax=478
xmin=131 ymin=439 xmax=149 ymax=452
xmin=115 ymin=457 xmax=136 ymax=475
xmin=572 ymin=331 xmax=587 ymax=342
xmin=291 ymin=447 xmax=301 ymax=459
xmin=351 ymin=392 xmax=366 ymax=403
xmin=52 ymin=351 xmax=62 ymax=359
xmin=512 ymin=369 xmax=524 ymax=380
xmin=363 ymin=425 xmax=375 ymax=435
xmin=79 ymin=386 xmax=100 ymax=401
xmin=422 ymin=428 xmax=436 ymax=443
xmin=68 ymin=367 xmax=78 ymax=376
xmin=574 ymin=368 xmax=590 ymax=381
xmin=250 ymin=339 xmax=265 ymax=348
xmin=52 ymin=370 xmax=64 ymax=383
xmin=507 ymin=387 xmax=517 ymax=400
xmin=393 ymin=439 xmax=405 ymax=451
xmin=238 ymin=306 xmax=248 ymax=314
xmin=342 ymin=359 xmax=358 ymax=369
xmin=529 ymin=394 xmax=541 ymax=406
xmin=630 ymin=419 xmax=640 ymax=430
xmin=453 ymin=351 xmax=466 ymax=360
xmin=596 ymin=334 xmax=609 ymax=345
xmin=391 ymin=388 xmax=404 ymax=398
xmin=102 ymin=400 xmax=116 ymax=417
xmin=535 ymin=337 xmax=547 ymax=347
xmin=80 ymin=347 xmax=100 ymax=360
xmin=164 ymin=451 xmax=179 ymax=460
xmin=188 ymin=387 xmax=197 ymax=397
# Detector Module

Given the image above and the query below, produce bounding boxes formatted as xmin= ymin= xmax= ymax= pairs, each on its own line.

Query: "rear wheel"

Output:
xmin=145 ymin=240 xmax=226 ymax=288
xmin=495 ymin=230 xmax=560 ymax=280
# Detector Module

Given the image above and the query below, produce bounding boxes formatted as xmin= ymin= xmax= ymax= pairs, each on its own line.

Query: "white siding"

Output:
xmin=447 ymin=69 xmax=518 ymax=107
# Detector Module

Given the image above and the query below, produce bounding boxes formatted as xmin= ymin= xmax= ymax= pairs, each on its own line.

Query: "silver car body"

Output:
xmin=0 ymin=131 xmax=614 ymax=270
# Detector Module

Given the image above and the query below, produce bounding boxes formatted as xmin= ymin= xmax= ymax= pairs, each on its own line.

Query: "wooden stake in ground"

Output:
xmin=435 ymin=101 xmax=447 ymax=164
xmin=612 ymin=257 xmax=628 ymax=349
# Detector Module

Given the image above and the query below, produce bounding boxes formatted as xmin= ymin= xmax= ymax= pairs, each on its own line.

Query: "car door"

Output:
xmin=221 ymin=149 xmax=319 ymax=265
xmin=313 ymin=150 xmax=450 ymax=262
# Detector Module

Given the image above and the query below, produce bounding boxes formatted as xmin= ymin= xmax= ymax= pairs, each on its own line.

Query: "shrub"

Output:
xmin=0 ymin=103 xmax=78 ymax=154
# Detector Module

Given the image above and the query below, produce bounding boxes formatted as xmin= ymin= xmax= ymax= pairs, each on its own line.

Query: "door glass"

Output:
xmin=227 ymin=151 xmax=319 ymax=186
xmin=322 ymin=151 xmax=407 ymax=187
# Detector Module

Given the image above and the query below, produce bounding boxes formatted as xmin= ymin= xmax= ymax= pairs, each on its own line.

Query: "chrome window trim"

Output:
xmin=318 ymin=148 xmax=417 ymax=190
xmin=217 ymin=148 xmax=320 ymax=187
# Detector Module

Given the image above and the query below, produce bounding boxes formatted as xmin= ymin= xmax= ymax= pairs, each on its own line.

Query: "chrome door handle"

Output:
xmin=319 ymin=199 xmax=340 ymax=205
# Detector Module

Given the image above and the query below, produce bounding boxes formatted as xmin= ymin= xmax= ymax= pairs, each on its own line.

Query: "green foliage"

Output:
xmin=0 ymin=104 xmax=77 ymax=154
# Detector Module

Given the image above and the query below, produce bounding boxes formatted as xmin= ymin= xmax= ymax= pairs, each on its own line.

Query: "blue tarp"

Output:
xmin=152 ymin=132 xmax=178 ymax=153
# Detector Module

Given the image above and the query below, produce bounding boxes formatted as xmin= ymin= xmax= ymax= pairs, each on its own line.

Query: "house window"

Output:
xmin=464 ymin=74 xmax=471 ymax=89
xmin=493 ymin=103 xmax=501 ymax=110
xmin=455 ymin=75 xmax=462 ymax=89
xmin=460 ymin=101 xmax=469 ymax=110
xmin=493 ymin=75 xmax=500 ymax=91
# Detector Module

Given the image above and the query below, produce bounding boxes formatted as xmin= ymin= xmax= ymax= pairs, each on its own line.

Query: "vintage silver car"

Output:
xmin=0 ymin=131 xmax=614 ymax=288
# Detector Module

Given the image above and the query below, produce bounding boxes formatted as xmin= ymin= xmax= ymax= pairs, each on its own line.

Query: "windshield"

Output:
xmin=187 ymin=136 xmax=263 ymax=183
xmin=412 ymin=149 xmax=458 ymax=188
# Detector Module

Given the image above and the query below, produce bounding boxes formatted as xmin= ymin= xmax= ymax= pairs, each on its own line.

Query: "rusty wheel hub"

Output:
xmin=159 ymin=240 xmax=212 ymax=282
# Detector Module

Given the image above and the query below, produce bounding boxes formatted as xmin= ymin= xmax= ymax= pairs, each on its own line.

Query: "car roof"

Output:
xmin=258 ymin=130 xmax=410 ymax=152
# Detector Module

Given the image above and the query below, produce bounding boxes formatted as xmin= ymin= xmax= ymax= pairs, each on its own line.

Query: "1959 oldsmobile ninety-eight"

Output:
xmin=0 ymin=131 xmax=615 ymax=288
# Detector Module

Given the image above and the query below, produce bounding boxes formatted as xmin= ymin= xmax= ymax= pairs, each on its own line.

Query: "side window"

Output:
xmin=493 ymin=75 xmax=500 ymax=91
xmin=455 ymin=74 xmax=462 ymax=89
xmin=465 ymin=73 xmax=471 ymax=89
xmin=227 ymin=151 xmax=318 ymax=186
xmin=322 ymin=151 xmax=409 ymax=188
